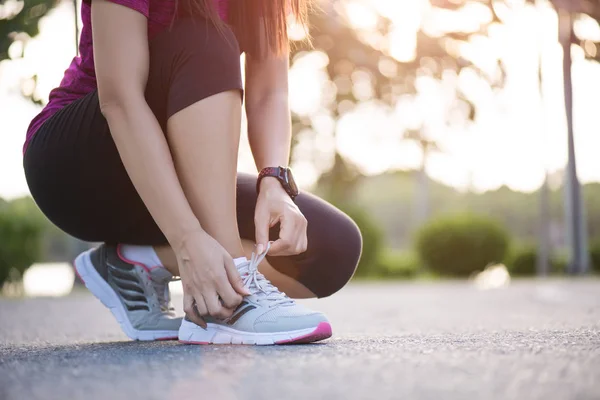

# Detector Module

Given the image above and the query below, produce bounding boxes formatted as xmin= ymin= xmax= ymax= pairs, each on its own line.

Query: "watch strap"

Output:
xmin=257 ymin=166 xmax=298 ymax=200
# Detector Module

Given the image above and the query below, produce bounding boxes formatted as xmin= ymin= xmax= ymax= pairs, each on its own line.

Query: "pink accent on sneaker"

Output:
xmin=116 ymin=244 xmax=154 ymax=273
xmin=275 ymin=322 xmax=333 ymax=345
xmin=73 ymin=261 xmax=85 ymax=284
xmin=156 ymin=336 xmax=179 ymax=341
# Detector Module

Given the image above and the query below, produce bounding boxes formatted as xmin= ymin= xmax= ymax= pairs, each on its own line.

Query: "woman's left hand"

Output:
xmin=254 ymin=177 xmax=307 ymax=256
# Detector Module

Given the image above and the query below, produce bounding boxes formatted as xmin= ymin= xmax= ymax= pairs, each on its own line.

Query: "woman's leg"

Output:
xmin=235 ymin=173 xmax=362 ymax=298
xmin=145 ymin=19 xmax=246 ymax=261
xmin=165 ymin=92 xmax=244 ymax=258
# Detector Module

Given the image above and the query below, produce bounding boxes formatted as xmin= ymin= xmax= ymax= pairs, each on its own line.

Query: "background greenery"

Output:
xmin=3 ymin=175 xmax=599 ymax=285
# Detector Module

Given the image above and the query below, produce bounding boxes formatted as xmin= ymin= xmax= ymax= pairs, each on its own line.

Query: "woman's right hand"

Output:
xmin=174 ymin=229 xmax=250 ymax=327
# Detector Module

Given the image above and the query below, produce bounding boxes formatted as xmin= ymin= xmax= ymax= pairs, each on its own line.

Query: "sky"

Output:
xmin=1 ymin=0 xmax=600 ymax=200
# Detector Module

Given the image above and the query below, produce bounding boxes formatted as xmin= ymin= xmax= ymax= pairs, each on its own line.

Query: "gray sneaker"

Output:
xmin=178 ymin=244 xmax=332 ymax=345
xmin=74 ymin=244 xmax=181 ymax=340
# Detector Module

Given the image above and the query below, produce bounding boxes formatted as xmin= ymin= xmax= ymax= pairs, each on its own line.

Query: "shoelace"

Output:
xmin=238 ymin=243 xmax=294 ymax=307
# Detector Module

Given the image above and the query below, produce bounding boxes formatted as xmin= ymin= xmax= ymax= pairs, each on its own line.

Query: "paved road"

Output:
xmin=1 ymin=280 xmax=599 ymax=400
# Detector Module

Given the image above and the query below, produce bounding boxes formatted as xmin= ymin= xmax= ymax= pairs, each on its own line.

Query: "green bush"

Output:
xmin=506 ymin=245 xmax=537 ymax=276
xmin=416 ymin=214 xmax=509 ymax=277
xmin=376 ymin=249 xmax=420 ymax=279
xmin=553 ymin=253 xmax=569 ymax=275
xmin=0 ymin=208 xmax=43 ymax=286
xmin=339 ymin=206 xmax=383 ymax=278
xmin=589 ymin=239 xmax=600 ymax=274
xmin=506 ymin=245 xmax=568 ymax=276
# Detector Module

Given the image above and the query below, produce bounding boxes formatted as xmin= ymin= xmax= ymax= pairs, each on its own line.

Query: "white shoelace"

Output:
xmin=238 ymin=243 xmax=294 ymax=307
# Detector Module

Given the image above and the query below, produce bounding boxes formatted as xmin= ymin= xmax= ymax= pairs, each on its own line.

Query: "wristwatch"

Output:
xmin=257 ymin=166 xmax=299 ymax=200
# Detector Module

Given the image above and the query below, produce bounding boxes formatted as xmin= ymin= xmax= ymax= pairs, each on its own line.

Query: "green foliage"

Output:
xmin=416 ymin=214 xmax=510 ymax=277
xmin=589 ymin=239 xmax=600 ymax=273
xmin=376 ymin=249 xmax=420 ymax=279
xmin=506 ymin=245 xmax=537 ymax=276
xmin=0 ymin=203 xmax=43 ymax=286
xmin=505 ymin=244 xmax=596 ymax=276
xmin=346 ymin=173 xmax=600 ymax=252
xmin=0 ymin=0 xmax=59 ymax=61
xmin=552 ymin=252 xmax=569 ymax=275
xmin=338 ymin=206 xmax=383 ymax=278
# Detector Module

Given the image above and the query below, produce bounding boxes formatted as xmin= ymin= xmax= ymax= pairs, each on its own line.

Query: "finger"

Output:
xmin=269 ymin=217 xmax=294 ymax=256
xmin=254 ymin=208 xmax=272 ymax=254
xmin=295 ymin=231 xmax=308 ymax=254
xmin=224 ymin=255 xmax=251 ymax=296
xmin=183 ymin=292 xmax=206 ymax=328
xmin=296 ymin=218 xmax=308 ymax=253
xmin=216 ymin=279 xmax=243 ymax=309
xmin=288 ymin=215 xmax=307 ymax=255
xmin=269 ymin=237 xmax=292 ymax=256
xmin=204 ymin=293 xmax=233 ymax=320
xmin=215 ymin=257 xmax=243 ymax=308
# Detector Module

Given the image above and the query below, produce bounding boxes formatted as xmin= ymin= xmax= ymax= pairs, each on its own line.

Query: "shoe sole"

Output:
xmin=178 ymin=318 xmax=332 ymax=345
xmin=74 ymin=249 xmax=178 ymax=341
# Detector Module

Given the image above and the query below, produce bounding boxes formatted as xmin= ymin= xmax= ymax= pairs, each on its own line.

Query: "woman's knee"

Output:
xmin=302 ymin=208 xmax=363 ymax=298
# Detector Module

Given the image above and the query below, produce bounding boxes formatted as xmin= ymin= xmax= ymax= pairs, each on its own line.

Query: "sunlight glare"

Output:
xmin=0 ymin=0 xmax=24 ymax=19
xmin=574 ymin=14 xmax=600 ymax=42
xmin=344 ymin=2 xmax=378 ymax=31
xmin=389 ymin=26 xmax=417 ymax=62
xmin=289 ymin=52 xmax=329 ymax=116
xmin=23 ymin=263 xmax=75 ymax=297
xmin=288 ymin=19 xmax=308 ymax=41
xmin=424 ymin=3 xmax=493 ymax=38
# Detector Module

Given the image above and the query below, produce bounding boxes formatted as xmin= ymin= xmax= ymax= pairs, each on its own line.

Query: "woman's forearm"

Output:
xmin=102 ymin=100 xmax=200 ymax=245
xmin=246 ymin=93 xmax=291 ymax=171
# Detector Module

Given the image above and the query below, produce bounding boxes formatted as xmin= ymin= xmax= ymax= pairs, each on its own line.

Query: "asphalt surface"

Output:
xmin=1 ymin=280 xmax=599 ymax=400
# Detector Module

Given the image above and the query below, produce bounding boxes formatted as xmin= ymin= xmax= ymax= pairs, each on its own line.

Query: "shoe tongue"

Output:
xmin=149 ymin=267 xmax=173 ymax=284
xmin=233 ymin=257 xmax=249 ymax=271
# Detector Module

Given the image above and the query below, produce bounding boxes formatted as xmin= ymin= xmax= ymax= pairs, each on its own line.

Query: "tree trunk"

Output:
xmin=559 ymin=10 xmax=589 ymax=275
xmin=414 ymin=149 xmax=429 ymax=227
xmin=538 ymin=172 xmax=551 ymax=276
xmin=536 ymin=7 xmax=551 ymax=277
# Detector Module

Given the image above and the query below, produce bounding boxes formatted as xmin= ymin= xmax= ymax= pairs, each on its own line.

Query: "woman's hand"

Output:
xmin=174 ymin=229 xmax=250 ymax=327
xmin=254 ymin=177 xmax=308 ymax=257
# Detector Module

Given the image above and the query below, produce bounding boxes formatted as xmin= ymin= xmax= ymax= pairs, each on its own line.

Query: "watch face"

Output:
xmin=284 ymin=168 xmax=299 ymax=196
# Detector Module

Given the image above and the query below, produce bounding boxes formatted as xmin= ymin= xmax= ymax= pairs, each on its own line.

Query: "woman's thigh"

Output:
xmin=23 ymin=90 xmax=166 ymax=244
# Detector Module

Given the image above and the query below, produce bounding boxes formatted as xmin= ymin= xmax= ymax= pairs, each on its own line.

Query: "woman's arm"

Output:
xmin=245 ymin=45 xmax=308 ymax=256
xmin=91 ymin=0 xmax=199 ymax=245
xmin=244 ymin=48 xmax=292 ymax=171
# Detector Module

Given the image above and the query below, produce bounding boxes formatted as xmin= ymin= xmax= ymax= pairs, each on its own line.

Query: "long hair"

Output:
xmin=177 ymin=0 xmax=310 ymax=57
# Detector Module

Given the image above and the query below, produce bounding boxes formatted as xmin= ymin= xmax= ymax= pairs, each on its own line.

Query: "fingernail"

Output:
xmin=256 ymin=244 xmax=264 ymax=254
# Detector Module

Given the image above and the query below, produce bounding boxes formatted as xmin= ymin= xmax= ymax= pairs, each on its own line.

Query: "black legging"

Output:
xmin=23 ymin=17 xmax=362 ymax=298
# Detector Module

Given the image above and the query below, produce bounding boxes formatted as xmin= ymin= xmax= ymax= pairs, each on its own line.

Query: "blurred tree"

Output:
xmin=293 ymin=0 xmax=505 ymax=215
xmin=404 ymin=128 xmax=440 ymax=226
xmin=6 ymin=196 xmax=89 ymax=263
xmin=0 ymin=199 xmax=43 ymax=286
xmin=350 ymin=170 xmax=600 ymax=252
xmin=553 ymin=0 xmax=597 ymax=274
xmin=0 ymin=0 xmax=60 ymax=104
